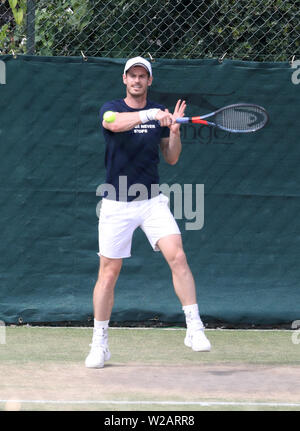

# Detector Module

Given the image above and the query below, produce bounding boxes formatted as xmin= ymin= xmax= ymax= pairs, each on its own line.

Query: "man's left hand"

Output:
xmin=170 ymin=99 xmax=187 ymax=134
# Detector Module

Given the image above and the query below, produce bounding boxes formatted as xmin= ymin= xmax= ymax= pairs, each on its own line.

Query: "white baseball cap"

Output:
xmin=124 ymin=56 xmax=152 ymax=76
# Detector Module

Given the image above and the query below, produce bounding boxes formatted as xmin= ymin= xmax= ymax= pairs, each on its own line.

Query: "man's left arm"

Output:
xmin=160 ymin=130 xmax=181 ymax=165
xmin=160 ymin=99 xmax=186 ymax=165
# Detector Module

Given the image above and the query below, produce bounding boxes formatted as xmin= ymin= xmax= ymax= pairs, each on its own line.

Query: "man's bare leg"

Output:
xmin=93 ymin=256 xmax=123 ymax=321
xmin=156 ymin=234 xmax=197 ymax=305
xmin=85 ymin=256 xmax=122 ymax=368
xmin=157 ymin=234 xmax=211 ymax=352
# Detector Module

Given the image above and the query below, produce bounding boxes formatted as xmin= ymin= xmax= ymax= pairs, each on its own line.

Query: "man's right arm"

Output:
xmin=102 ymin=109 xmax=173 ymax=133
xmin=102 ymin=111 xmax=142 ymax=133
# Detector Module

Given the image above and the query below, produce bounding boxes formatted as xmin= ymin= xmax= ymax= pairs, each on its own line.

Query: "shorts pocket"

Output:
xmin=159 ymin=193 xmax=169 ymax=204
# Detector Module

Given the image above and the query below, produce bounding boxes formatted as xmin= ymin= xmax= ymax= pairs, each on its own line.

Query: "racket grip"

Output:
xmin=175 ymin=117 xmax=190 ymax=124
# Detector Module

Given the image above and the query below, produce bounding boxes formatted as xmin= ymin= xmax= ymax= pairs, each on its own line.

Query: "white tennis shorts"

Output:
xmin=98 ymin=194 xmax=181 ymax=259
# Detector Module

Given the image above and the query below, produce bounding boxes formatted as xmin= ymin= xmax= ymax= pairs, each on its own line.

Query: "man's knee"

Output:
xmin=98 ymin=257 xmax=122 ymax=283
xmin=169 ymin=248 xmax=188 ymax=272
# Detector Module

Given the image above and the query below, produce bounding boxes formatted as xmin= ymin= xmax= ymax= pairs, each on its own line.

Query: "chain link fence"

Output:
xmin=0 ymin=0 xmax=299 ymax=61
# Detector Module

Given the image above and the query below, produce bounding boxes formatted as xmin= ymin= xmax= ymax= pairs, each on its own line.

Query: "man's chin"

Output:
xmin=129 ymin=89 xmax=146 ymax=97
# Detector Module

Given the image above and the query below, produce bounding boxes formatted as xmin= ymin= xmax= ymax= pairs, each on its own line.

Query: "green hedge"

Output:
xmin=0 ymin=0 xmax=299 ymax=61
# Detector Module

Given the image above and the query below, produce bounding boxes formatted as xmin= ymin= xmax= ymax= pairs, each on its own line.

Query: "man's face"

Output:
xmin=123 ymin=66 xmax=152 ymax=97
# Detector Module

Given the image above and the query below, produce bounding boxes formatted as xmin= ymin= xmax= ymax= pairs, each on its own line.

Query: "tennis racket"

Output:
xmin=176 ymin=103 xmax=269 ymax=133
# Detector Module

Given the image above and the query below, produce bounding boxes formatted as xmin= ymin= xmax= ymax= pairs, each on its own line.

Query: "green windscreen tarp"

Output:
xmin=0 ymin=55 xmax=299 ymax=325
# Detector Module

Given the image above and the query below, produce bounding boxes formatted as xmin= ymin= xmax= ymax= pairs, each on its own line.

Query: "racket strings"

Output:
xmin=216 ymin=106 xmax=267 ymax=132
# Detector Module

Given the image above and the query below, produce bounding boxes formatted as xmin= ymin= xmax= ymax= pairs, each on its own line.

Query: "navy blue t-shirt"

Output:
xmin=99 ymin=98 xmax=170 ymax=201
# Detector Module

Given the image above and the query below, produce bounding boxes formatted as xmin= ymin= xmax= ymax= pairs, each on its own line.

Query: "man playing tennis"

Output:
xmin=85 ymin=56 xmax=211 ymax=368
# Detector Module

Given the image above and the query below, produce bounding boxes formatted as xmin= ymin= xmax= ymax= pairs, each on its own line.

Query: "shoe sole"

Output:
xmin=85 ymin=356 xmax=110 ymax=368
xmin=184 ymin=337 xmax=211 ymax=352
xmin=85 ymin=363 xmax=104 ymax=369
xmin=85 ymin=351 xmax=111 ymax=369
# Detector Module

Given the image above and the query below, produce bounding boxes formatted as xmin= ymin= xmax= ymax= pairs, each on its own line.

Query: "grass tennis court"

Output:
xmin=0 ymin=326 xmax=300 ymax=411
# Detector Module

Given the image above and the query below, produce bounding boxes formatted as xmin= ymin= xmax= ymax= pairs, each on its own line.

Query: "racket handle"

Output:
xmin=176 ymin=117 xmax=190 ymax=124
xmin=176 ymin=117 xmax=210 ymax=125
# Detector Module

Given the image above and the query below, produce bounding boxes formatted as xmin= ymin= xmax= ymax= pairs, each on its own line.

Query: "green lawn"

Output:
xmin=1 ymin=326 xmax=299 ymax=365
xmin=0 ymin=327 xmax=299 ymax=412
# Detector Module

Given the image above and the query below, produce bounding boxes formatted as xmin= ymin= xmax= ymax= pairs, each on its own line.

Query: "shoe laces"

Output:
xmin=188 ymin=320 xmax=204 ymax=331
xmin=91 ymin=328 xmax=108 ymax=348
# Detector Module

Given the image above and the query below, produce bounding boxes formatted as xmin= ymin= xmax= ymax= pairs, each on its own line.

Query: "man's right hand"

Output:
xmin=155 ymin=109 xmax=173 ymax=127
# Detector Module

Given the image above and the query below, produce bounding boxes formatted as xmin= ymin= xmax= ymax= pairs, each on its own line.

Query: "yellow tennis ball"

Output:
xmin=103 ymin=111 xmax=116 ymax=123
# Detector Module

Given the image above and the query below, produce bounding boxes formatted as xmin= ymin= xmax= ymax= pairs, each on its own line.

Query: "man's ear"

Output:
xmin=148 ymin=76 xmax=153 ymax=87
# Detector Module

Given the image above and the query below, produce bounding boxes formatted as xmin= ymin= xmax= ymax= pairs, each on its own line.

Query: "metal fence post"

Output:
xmin=26 ymin=0 xmax=35 ymax=55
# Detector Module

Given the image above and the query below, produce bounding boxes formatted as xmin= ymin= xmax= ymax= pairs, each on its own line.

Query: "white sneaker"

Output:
xmin=85 ymin=328 xmax=111 ymax=368
xmin=85 ymin=344 xmax=111 ymax=368
xmin=184 ymin=328 xmax=211 ymax=352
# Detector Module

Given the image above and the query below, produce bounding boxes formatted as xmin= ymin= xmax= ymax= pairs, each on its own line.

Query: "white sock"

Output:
xmin=93 ymin=319 xmax=109 ymax=347
xmin=94 ymin=319 xmax=109 ymax=330
xmin=182 ymin=304 xmax=204 ymax=331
